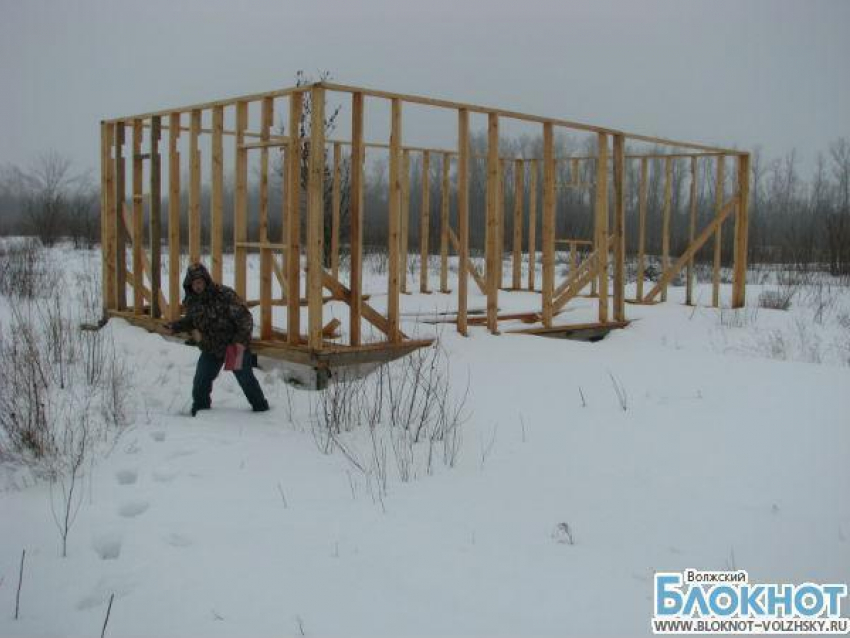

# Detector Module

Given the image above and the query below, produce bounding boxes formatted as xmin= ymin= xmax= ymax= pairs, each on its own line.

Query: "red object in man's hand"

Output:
xmin=224 ymin=343 xmax=245 ymax=371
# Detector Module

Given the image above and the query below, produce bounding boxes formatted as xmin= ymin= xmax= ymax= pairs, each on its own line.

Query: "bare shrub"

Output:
xmin=309 ymin=340 xmax=469 ymax=491
xmin=719 ymin=305 xmax=760 ymax=329
xmin=0 ymin=294 xmax=133 ymax=474
xmin=0 ymin=238 xmax=60 ymax=299
xmin=758 ymin=289 xmax=793 ymax=310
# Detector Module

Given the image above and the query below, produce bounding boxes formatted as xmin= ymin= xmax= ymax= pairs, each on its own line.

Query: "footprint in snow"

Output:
xmin=151 ymin=430 xmax=167 ymax=442
xmin=92 ymin=531 xmax=123 ymax=560
xmin=164 ymin=533 xmax=193 ymax=548
xmin=118 ymin=499 xmax=150 ymax=518
xmin=115 ymin=469 xmax=138 ymax=485
xmin=76 ymin=574 xmax=136 ymax=610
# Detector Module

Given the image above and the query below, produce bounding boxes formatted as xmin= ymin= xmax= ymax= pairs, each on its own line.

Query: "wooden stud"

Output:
xmin=636 ymin=157 xmax=648 ymax=300
xmin=349 ymin=92 xmax=364 ymax=345
xmin=686 ymin=156 xmax=697 ymax=305
xmin=400 ymin=149 xmax=411 ymax=294
xmin=732 ymin=153 xmax=750 ymax=308
xmin=132 ymin=119 xmax=144 ymax=315
xmin=388 ymin=98 xmax=402 ymax=342
xmin=189 ymin=109 xmax=201 ymax=263
xmin=570 ymin=242 xmax=578 ymax=275
xmin=497 ymin=158 xmax=506 ymax=290
xmin=420 ymin=150 xmax=431 ymax=293
xmin=662 ymin=157 xmax=672 ymax=303
xmin=595 ymin=133 xmax=609 ymax=323
xmin=99 ymin=123 xmax=109 ymax=309
xmin=512 ymin=159 xmax=524 ymax=290
xmin=486 ymin=113 xmax=500 ymax=334
xmin=612 ymin=134 xmax=626 ymax=323
xmin=167 ymin=113 xmax=181 ymax=320
xmin=234 ymin=101 xmax=248 ymax=300
xmin=527 ymin=159 xmax=538 ymax=291
xmin=286 ymin=94 xmax=302 ymax=345
xmin=457 ymin=109 xmax=470 ymax=336
xmin=331 ymin=142 xmax=341 ymax=280
xmin=149 ymin=116 xmax=162 ymax=319
xmin=307 ymin=85 xmax=325 ymax=349
xmin=260 ymin=96 xmax=273 ymax=340
xmin=542 ymin=123 xmax=556 ymax=326
xmin=440 ymin=152 xmax=450 ymax=293
xmin=211 ymin=105 xmax=224 ymax=282
xmin=713 ymin=155 xmax=725 ymax=307
xmin=103 ymin=123 xmax=117 ymax=310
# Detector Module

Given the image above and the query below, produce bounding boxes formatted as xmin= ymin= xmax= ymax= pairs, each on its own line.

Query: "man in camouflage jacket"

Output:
xmin=166 ymin=263 xmax=269 ymax=416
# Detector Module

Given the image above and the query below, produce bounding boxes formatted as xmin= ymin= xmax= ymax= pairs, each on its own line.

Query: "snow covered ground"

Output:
xmin=1 ymin=244 xmax=848 ymax=637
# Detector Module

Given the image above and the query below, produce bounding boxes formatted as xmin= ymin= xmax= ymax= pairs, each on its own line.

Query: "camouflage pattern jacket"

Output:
xmin=169 ymin=263 xmax=253 ymax=358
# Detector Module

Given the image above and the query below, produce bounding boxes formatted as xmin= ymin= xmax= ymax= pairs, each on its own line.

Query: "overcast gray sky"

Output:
xmin=1 ymin=0 xmax=848 ymax=176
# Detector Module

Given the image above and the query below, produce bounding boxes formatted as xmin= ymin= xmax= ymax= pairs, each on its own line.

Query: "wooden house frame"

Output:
xmin=99 ymin=82 xmax=749 ymax=372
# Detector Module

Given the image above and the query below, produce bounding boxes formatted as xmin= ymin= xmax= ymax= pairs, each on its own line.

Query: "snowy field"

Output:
xmin=1 ymin=243 xmax=848 ymax=637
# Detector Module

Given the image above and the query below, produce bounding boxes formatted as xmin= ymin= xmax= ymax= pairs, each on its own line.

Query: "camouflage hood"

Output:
xmin=182 ymin=262 xmax=217 ymax=298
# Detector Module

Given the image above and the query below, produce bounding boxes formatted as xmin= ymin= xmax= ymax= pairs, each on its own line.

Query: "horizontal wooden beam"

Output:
xmin=320 ymin=81 xmax=738 ymax=154
xmin=105 ymin=85 xmax=307 ymax=124
xmin=108 ymin=82 xmax=737 ymax=156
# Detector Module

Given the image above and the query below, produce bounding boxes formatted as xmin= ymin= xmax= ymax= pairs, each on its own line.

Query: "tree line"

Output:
xmin=1 ymin=135 xmax=848 ymax=276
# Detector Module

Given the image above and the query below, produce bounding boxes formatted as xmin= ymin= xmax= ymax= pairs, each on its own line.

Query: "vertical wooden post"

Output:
xmin=636 ymin=157 xmax=648 ymax=300
xmin=595 ymin=133 xmax=609 ymax=323
xmin=732 ymin=153 xmax=750 ymax=308
xmin=189 ymin=109 xmax=201 ymax=264
xmin=570 ymin=242 xmax=578 ymax=274
xmin=420 ymin=150 xmax=431 ymax=293
xmin=132 ymin=119 xmax=144 ymax=315
xmin=150 ymin=116 xmax=162 ymax=319
xmin=686 ymin=156 xmax=697 ymax=305
xmin=542 ymin=123 xmax=556 ymax=327
xmin=259 ymin=96 xmax=273 ymax=340
xmin=234 ymin=101 xmax=248 ymax=300
xmin=612 ymin=134 xmax=626 ymax=322
xmin=387 ymin=98 xmax=402 ymax=342
xmin=211 ymin=105 xmax=224 ymax=282
xmin=512 ymin=159 xmax=524 ymax=290
xmin=440 ymin=152 xmax=450 ymax=293
xmin=286 ymin=94 xmax=303 ymax=344
xmin=103 ymin=123 xmax=116 ymax=310
xmin=349 ymin=92 xmax=364 ymax=345
xmin=527 ymin=159 xmax=538 ymax=291
xmin=331 ymin=142 xmax=341 ymax=280
xmin=100 ymin=123 xmax=109 ymax=310
xmin=114 ymin=122 xmax=126 ymax=310
xmin=307 ymin=85 xmax=325 ymax=349
xmin=457 ymin=109 xmax=470 ymax=336
xmin=167 ymin=113 xmax=181 ymax=321
xmin=486 ymin=113 xmax=500 ymax=334
xmin=713 ymin=155 xmax=725 ymax=308
xmin=496 ymin=158 xmax=506 ymax=290
xmin=662 ymin=156 xmax=672 ymax=303
xmin=400 ymin=149 xmax=411 ymax=294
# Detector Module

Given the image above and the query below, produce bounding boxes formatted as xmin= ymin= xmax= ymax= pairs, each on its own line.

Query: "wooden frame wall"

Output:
xmin=101 ymin=82 xmax=749 ymax=366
